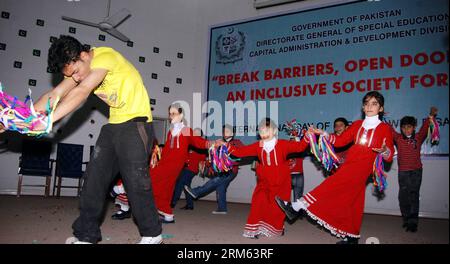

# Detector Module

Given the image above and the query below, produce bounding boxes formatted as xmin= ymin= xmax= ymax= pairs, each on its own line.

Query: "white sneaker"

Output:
xmin=138 ymin=235 xmax=163 ymax=244
xmin=212 ymin=210 xmax=227 ymax=215
xmin=65 ymin=236 xmax=92 ymax=244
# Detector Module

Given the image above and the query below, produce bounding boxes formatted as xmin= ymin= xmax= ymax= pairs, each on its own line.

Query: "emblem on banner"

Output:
xmin=215 ymin=27 xmax=245 ymax=64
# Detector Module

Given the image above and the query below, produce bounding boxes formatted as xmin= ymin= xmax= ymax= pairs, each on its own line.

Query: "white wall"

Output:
xmin=0 ymin=0 xmax=201 ymax=196
xmin=0 ymin=0 xmax=448 ymax=219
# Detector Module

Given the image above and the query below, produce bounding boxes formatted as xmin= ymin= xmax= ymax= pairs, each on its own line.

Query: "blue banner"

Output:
xmin=207 ymin=0 xmax=449 ymax=154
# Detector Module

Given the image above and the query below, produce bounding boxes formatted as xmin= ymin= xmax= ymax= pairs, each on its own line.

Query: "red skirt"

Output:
xmin=150 ymin=159 xmax=185 ymax=216
xmin=302 ymin=158 xmax=373 ymax=238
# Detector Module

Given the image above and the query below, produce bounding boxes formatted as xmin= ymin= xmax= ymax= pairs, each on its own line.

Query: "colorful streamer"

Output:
xmin=0 ymin=82 xmax=58 ymax=136
xmin=150 ymin=144 xmax=162 ymax=168
xmin=282 ymin=119 xmax=303 ymax=139
xmin=318 ymin=135 xmax=340 ymax=171
xmin=307 ymin=133 xmax=340 ymax=172
xmin=208 ymin=144 xmax=239 ymax=173
xmin=427 ymin=117 xmax=440 ymax=146
xmin=372 ymin=153 xmax=388 ymax=192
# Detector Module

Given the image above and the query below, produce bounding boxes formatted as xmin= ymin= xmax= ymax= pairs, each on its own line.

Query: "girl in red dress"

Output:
xmin=276 ymin=91 xmax=394 ymax=244
xmin=150 ymin=103 xmax=211 ymax=223
xmin=229 ymin=118 xmax=310 ymax=239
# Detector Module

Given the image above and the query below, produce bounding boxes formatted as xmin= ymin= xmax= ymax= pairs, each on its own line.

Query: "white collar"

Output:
xmin=171 ymin=122 xmax=184 ymax=136
xmin=362 ymin=115 xmax=381 ymax=129
xmin=262 ymin=137 xmax=277 ymax=153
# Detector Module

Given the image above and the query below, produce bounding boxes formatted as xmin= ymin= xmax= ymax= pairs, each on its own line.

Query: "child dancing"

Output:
xmin=276 ymin=91 xmax=394 ymax=244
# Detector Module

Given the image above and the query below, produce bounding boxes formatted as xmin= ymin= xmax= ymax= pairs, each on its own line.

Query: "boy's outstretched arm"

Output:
xmin=51 ymin=69 xmax=107 ymax=123
xmin=32 ymin=77 xmax=78 ymax=113
xmin=14 ymin=69 xmax=107 ymax=130
xmin=417 ymin=106 xmax=438 ymax=143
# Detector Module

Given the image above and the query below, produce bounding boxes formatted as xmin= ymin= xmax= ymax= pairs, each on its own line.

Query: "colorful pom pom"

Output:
xmin=427 ymin=117 xmax=440 ymax=146
xmin=307 ymin=133 xmax=340 ymax=172
xmin=372 ymin=153 xmax=388 ymax=192
xmin=282 ymin=119 xmax=304 ymax=139
xmin=150 ymin=144 xmax=162 ymax=168
xmin=208 ymin=144 xmax=239 ymax=173
xmin=0 ymin=82 xmax=58 ymax=137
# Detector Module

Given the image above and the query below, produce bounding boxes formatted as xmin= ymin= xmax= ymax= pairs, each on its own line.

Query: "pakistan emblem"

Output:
xmin=215 ymin=27 xmax=245 ymax=64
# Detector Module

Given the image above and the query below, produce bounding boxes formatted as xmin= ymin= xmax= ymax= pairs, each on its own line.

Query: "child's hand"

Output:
xmin=215 ymin=139 xmax=226 ymax=146
xmin=0 ymin=123 xmax=5 ymax=133
xmin=308 ymin=126 xmax=324 ymax=135
xmin=12 ymin=120 xmax=32 ymax=130
xmin=429 ymin=106 xmax=438 ymax=117
xmin=372 ymin=138 xmax=389 ymax=158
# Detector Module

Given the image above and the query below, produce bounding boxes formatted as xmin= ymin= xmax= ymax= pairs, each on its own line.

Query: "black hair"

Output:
xmin=258 ymin=117 xmax=278 ymax=130
xmin=400 ymin=116 xmax=418 ymax=145
xmin=222 ymin=124 xmax=234 ymax=140
xmin=362 ymin=91 xmax=385 ymax=119
xmin=334 ymin=117 xmax=349 ymax=127
xmin=48 ymin=35 xmax=89 ymax=73
xmin=400 ymin=116 xmax=417 ymax=127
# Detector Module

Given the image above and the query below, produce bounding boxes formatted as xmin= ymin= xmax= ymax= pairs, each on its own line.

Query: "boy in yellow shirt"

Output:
xmin=13 ymin=35 xmax=162 ymax=244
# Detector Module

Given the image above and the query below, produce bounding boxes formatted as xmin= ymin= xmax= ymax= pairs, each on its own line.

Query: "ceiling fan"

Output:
xmin=61 ymin=0 xmax=132 ymax=42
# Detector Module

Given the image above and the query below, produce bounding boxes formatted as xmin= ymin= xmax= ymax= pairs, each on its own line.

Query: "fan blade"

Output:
xmin=105 ymin=28 xmax=130 ymax=42
xmin=62 ymin=16 xmax=99 ymax=28
xmin=103 ymin=8 xmax=131 ymax=28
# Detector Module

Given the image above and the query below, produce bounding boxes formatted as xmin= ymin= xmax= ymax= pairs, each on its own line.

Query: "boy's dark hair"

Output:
xmin=400 ymin=116 xmax=417 ymax=127
xmin=400 ymin=116 xmax=418 ymax=147
xmin=259 ymin=117 xmax=278 ymax=130
xmin=48 ymin=35 xmax=89 ymax=73
xmin=362 ymin=91 xmax=385 ymax=119
xmin=222 ymin=124 xmax=234 ymax=140
xmin=334 ymin=117 xmax=349 ymax=127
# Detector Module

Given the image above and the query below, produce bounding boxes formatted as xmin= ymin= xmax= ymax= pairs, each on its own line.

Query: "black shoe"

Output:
xmin=170 ymin=203 xmax=176 ymax=208
xmin=275 ymin=196 xmax=300 ymax=221
xmin=111 ymin=209 xmax=131 ymax=220
xmin=180 ymin=205 xmax=194 ymax=210
xmin=402 ymin=223 xmax=408 ymax=229
xmin=336 ymin=237 xmax=359 ymax=244
xmin=406 ymin=223 xmax=418 ymax=232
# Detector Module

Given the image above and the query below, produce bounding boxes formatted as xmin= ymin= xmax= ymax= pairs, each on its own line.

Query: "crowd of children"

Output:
xmin=0 ymin=35 xmax=441 ymax=244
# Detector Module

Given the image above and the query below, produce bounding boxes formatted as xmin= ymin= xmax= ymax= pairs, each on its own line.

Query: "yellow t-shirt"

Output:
xmin=90 ymin=47 xmax=152 ymax=124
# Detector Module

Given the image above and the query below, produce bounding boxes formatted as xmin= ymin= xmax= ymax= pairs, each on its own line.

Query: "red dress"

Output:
xmin=185 ymin=150 xmax=207 ymax=175
xmin=151 ymin=126 xmax=209 ymax=217
xmin=231 ymin=138 xmax=309 ymax=237
xmin=289 ymin=157 xmax=304 ymax=174
xmin=301 ymin=120 xmax=394 ymax=238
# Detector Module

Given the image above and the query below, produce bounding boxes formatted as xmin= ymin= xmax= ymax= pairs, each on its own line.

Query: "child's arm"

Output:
xmin=229 ymin=141 xmax=260 ymax=158
xmin=417 ymin=106 xmax=438 ymax=144
xmin=187 ymin=128 xmax=212 ymax=149
xmin=388 ymin=122 xmax=401 ymax=142
xmin=327 ymin=120 xmax=360 ymax=147
xmin=382 ymin=126 xmax=395 ymax=162
xmin=372 ymin=125 xmax=395 ymax=162
xmin=285 ymin=135 xmax=310 ymax=154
